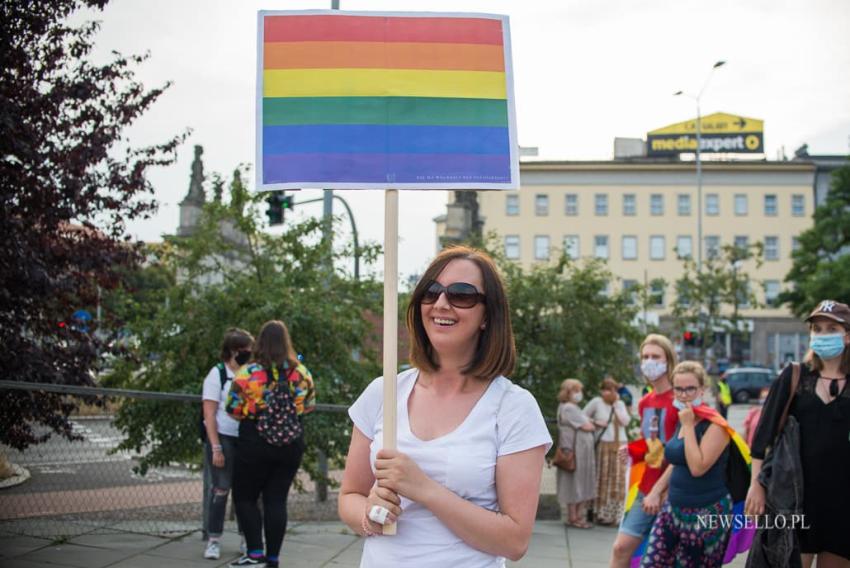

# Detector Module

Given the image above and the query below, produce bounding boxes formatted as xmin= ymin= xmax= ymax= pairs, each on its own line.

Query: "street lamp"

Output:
xmin=674 ymin=60 xmax=726 ymax=274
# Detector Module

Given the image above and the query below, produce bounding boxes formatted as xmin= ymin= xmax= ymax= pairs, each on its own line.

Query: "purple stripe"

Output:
xmin=263 ymin=153 xmax=511 ymax=184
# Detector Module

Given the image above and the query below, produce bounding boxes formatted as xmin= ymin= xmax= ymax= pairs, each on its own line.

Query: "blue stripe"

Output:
xmin=262 ymin=124 xmax=510 ymax=155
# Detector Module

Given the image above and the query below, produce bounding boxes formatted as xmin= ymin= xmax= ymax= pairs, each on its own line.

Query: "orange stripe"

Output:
xmin=264 ymin=41 xmax=505 ymax=72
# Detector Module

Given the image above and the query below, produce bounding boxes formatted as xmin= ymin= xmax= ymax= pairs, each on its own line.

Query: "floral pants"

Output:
xmin=639 ymin=495 xmax=732 ymax=567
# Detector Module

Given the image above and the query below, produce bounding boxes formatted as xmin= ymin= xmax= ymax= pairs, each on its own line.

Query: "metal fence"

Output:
xmin=0 ymin=381 xmax=346 ymax=540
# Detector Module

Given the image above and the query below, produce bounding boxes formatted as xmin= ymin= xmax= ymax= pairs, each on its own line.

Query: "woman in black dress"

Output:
xmin=746 ymin=300 xmax=850 ymax=567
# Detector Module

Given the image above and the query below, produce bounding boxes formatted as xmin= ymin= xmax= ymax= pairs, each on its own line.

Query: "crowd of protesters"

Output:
xmin=197 ymin=243 xmax=849 ymax=568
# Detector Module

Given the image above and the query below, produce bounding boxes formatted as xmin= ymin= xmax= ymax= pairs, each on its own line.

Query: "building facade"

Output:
xmin=437 ymin=159 xmax=818 ymax=369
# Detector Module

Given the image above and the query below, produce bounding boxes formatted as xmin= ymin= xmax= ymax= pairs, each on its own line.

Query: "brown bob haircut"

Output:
xmin=220 ymin=328 xmax=254 ymax=362
xmin=254 ymin=320 xmax=298 ymax=370
xmin=407 ymin=245 xmax=515 ymax=380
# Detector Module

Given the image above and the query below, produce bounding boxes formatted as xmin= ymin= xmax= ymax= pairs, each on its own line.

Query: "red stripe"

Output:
xmin=263 ymin=15 xmax=504 ymax=45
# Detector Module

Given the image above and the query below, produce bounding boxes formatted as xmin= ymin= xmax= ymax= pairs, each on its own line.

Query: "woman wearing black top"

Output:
xmin=745 ymin=300 xmax=850 ymax=567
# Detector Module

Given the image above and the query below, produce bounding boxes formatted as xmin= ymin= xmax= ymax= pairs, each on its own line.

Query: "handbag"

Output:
xmin=552 ymin=445 xmax=576 ymax=472
xmin=746 ymin=362 xmax=803 ymax=568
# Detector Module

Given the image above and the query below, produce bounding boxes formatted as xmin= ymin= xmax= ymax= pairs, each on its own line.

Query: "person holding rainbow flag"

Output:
xmin=609 ymin=334 xmax=679 ymax=567
xmin=638 ymin=361 xmax=753 ymax=566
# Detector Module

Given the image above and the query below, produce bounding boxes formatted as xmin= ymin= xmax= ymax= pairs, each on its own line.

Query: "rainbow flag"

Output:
xmin=628 ymin=405 xmax=754 ymax=566
xmin=256 ymin=11 xmax=518 ymax=190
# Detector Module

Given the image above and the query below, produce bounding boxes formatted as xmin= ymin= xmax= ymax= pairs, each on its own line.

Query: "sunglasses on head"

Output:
xmin=421 ymin=281 xmax=486 ymax=309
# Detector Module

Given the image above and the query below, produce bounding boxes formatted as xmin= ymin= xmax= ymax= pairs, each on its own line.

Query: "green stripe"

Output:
xmin=263 ymin=97 xmax=508 ymax=127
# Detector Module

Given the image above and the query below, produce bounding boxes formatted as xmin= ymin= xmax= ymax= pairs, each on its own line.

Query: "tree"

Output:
xmin=0 ymin=0 xmax=183 ymax=454
xmin=104 ymin=170 xmax=383 ymax=480
xmin=484 ymin=238 xmax=643 ymax=412
xmin=781 ymin=159 xmax=850 ymax=315
xmin=671 ymin=243 xmax=764 ymax=365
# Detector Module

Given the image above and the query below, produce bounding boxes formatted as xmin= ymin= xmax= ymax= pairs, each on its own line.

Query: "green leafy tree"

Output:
xmin=105 ymin=170 xmax=382 ymax=480
xmin=672 ymin=243 xmax=764 ymax=364
xmin=484 ymin=239 xmax=643 ymax=416
xmin=781 ymin=160 xmax=850 ymax=315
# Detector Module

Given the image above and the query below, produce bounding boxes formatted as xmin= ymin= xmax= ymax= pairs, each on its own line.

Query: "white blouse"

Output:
xmin=348 ymin=368 xmax=552 ymax=568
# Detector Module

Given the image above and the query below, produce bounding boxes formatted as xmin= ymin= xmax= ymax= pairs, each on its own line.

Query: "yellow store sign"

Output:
xmin=647 ymin=112 xmax=764 ymax=156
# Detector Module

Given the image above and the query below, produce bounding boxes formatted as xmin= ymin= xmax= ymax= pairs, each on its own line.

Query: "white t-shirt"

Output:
xmin=201 ymin=364 xmax=239 ymax=438
xmin=583 ymin=397 xmax=629 ymax=443
xmin=348 ymin=368 xmax=552 ymax=568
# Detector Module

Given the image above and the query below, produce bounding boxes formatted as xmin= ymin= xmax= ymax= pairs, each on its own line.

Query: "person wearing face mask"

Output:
xmin=201 ymin=328 xmax=254 ymax=560
xmin=555 ymin=378 xmax=597 ymax=528
xmin=746 ymin=300 xmax=850 ymax=567
xmin=639 ymin=361 xmax=738 ymax=567
xmin=610 ymin=334 xmax=679 ymax=568
xmin=585 ymin=377 xmax=630 ymax=525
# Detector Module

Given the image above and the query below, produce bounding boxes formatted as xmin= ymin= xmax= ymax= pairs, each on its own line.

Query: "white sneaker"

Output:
xmin=204 ymin=540 xmax=221 ymax=560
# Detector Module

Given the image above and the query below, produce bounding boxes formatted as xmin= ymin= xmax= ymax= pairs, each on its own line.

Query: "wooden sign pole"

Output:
xmin=381 ymin=189 xmax=399 ymax=536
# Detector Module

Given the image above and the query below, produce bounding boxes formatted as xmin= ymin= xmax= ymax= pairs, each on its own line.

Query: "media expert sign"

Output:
xmin=647 ymin=112 xmax=764 ymax=156
xmin=256 ymin=11 xmax=520 ymax=191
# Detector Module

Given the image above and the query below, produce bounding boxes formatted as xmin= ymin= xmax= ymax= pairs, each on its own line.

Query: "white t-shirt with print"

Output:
xmin=201 ymin=364 xmax=239 ymax=438
xmin=348 ymin=368 xmax=552 ymax=568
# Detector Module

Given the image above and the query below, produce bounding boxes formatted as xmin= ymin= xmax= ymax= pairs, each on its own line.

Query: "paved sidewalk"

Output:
xmin=0 ymin=519 xmax=751 ymax=568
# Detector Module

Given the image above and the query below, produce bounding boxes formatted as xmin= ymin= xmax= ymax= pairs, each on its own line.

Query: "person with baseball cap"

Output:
xmin=745 ymin=300 xmax=850 ymax=567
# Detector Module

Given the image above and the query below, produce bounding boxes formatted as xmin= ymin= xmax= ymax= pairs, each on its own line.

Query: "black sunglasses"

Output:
xmin=421 ymin=281 xmax=486 ymax=309
xmin=673 ymin=386 xmax=699 ymax=395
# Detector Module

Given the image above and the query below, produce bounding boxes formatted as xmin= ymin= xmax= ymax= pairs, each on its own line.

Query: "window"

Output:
xmin=565 ymin=194 xmax=578 ymax=216
xmin=650 ymin=280 xmax=665 ymax=307
xmin=623 ymin=279 xmax=638 ymax=304
xmin=792 ymin=237 xmax=801 ymax=252
xmin=535 ymin=194 xmax=549 ymax=216
xmin=677 ymin=194 xmax=691 ymax=216
xmin=765 ymin=280 xmax=781 ymax=307
xmin=676 ymin=235 xmax=692 ymax=259
xmin=764 ymin=194 xmax=778 ymax=216
xmin=595 ymin=194 xmax=608 ymax=216
xmin=504 ymin=235 xmax=520 ymax=260
xmin=736 ymin=282 xmax=751 ymax=308
xmin=676 ymin=280 xmax=691 ymax=307
xmin=734 ymin=235 xmax=749 ymax=252
xmin=623 ymin=194 xmax=636 ymax=216
xmin=734 ymin=194 xmax=748 ymax=216
xmin=650 ymin=194 xmax=664 ymax=216
xmin=705 ymin=235 xmax=720 ymax=259
xmin=534 ymin=235 xmax=550 ymax=260
xmin=706 ymin=193 xmax=720 ymax=216
xmin=792 ymin=194 xmax=805 ymax=217
xmin=650 ymin=235 xmax=665 ymax=260
xmin=594 ymin=235 xmax=609 ymax=259
xmin=564 ymin=235 xmax=580 ymax=260
xmin=765 ymin=236 xmax=779 ymax=261
xmin=505 ymin=194 xmax=519 ymax=216
xmin=622 ymin=236 xmax=638 ymax=260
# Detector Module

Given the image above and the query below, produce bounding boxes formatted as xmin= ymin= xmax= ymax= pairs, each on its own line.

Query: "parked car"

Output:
xmin=723 ymin=367 xmax=776 ymax=403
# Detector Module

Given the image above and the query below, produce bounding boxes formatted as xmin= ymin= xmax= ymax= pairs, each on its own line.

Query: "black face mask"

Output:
xmin=235 ymin=351 xmax=251 ymax=366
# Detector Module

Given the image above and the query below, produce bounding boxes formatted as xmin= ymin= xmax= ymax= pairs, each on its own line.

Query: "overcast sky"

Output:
xmin=80 ymin=0 xmax=850 ymax=281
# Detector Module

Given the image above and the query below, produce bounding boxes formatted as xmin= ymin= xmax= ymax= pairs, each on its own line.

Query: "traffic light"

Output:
xmin=683 ymin=331 xmax=699 ymax=346
xmin=265 ymin=190 xmax=293 ymax=226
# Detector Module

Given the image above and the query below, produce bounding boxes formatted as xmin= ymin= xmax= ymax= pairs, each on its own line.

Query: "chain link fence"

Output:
xmin=0 ymin=381 xmax=346 ymax=540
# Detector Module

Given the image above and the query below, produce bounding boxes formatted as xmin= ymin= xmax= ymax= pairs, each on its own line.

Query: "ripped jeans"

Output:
xmin=204 ymin=434 xmax=238 ymax=539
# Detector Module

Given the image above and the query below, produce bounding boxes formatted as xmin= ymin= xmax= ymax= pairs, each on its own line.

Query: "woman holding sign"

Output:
xmin=339 ymin=246 xmax=551 ymax=567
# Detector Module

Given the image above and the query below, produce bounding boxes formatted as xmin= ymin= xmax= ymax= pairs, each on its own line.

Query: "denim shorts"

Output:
xmin=618 ymin=492 xmax=657 ymax=539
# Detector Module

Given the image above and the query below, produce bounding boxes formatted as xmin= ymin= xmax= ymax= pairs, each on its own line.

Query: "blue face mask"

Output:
xmin=673 ymin=397 xmax=702 ymax=410
xmin=810 ymin=333 xmax=846 ymax=360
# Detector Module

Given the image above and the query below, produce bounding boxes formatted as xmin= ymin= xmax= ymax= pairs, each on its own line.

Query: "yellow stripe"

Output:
xmin=263 ymin=69 xmax=507 ymax=99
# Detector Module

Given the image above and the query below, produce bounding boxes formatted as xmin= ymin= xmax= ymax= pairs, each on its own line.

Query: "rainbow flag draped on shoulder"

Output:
xmin=628 ymin=404 xmax=754 ymax=566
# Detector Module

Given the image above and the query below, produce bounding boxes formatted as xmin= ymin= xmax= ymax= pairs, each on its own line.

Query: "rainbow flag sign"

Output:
xmin=256 ymin=11 xmax=518 ymax=190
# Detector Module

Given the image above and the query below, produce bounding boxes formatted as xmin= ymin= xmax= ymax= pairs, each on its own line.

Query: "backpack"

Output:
xmin=255 ymin=365 xmax=303 ymax=447
xmin=199 ymin=363 xmax=228 ymax=442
